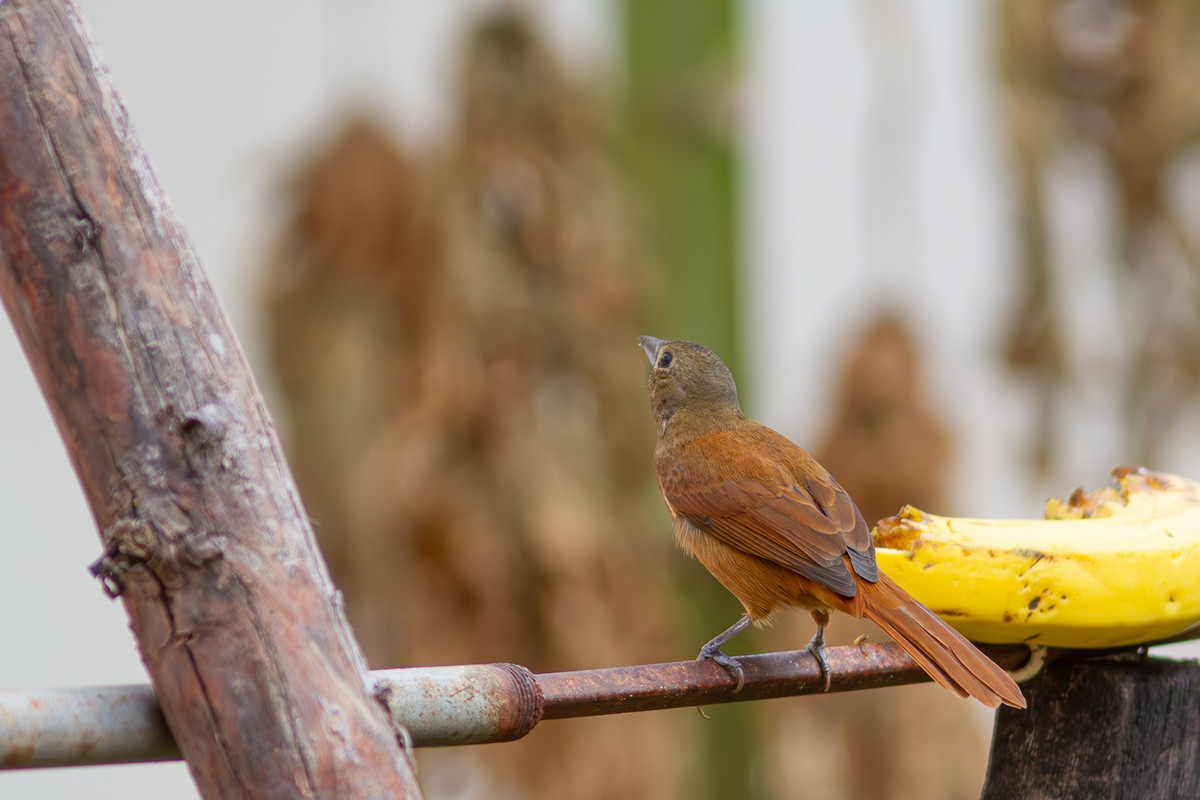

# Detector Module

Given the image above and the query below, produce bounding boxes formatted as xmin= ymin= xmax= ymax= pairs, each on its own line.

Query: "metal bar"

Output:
xmin=538 ymin=640 xmax=977 ymax=719
xmin=0 ymin=684 xmax=178 ymax=769
xmin=1 ymin=635 xmax=1187 ymax=770
xmin=372 ymin=663 xmax=542 ymax=747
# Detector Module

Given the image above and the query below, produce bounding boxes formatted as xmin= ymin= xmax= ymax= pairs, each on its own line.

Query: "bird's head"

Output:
xmin=639 ymin=336 xmax=743 ymax=435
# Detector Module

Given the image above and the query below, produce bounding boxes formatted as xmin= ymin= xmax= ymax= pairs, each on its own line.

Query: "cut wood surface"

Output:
xmin=0 ymin=1 xmax=423 ymax=797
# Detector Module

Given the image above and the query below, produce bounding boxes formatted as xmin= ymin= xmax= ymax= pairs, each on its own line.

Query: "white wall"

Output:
xmin=743 ymin=1 xmax=1200 ymax=519
xmin=744 ymin=2 xmax=1029 ymax=516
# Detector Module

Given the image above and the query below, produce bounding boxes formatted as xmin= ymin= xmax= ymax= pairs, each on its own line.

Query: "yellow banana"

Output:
xmin=873 ymin=467 xmax=1200 ymax=648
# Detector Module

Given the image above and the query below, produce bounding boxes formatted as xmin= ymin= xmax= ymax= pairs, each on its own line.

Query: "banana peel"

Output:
xmin=873 ymin=467 xmax=1200 ymax=648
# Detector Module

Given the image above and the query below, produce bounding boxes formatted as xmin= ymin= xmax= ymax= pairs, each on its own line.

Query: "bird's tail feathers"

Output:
xmin=862 ymin=574 xmax=1027 ymax=709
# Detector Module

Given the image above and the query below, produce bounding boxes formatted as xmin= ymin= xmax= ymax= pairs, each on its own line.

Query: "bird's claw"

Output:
xmin=805 ymin=632 xmax=832 ymax=691
xmin=698 ymin=645 xmax=745 ymax=692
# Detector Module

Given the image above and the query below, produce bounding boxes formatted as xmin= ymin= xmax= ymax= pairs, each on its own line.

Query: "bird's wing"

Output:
xmin=659 ymin=426 xmax=877 ymax=597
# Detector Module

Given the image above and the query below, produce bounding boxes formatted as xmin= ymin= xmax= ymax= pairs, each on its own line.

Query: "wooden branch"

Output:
xmin=0 ymin=2 xmax=422 ymax=797
xmin=982 ymin=655 xmax=1200 ymax=799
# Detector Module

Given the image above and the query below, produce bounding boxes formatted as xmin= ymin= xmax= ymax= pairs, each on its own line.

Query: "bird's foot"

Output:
xmin=851 ymin=633 xmax=870 ymax=648
xmin=698 ymin=643 xmax=745 ymax=693
xmin=805 ymin=628 xmax=832 ymax=691
xmin=697 ymin=615 xmax=751 ymax=692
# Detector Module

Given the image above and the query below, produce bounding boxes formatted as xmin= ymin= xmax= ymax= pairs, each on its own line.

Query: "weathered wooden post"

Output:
xmin=0 ymin=1 xmax=423 ymax=796
xmin=982 ymin=653 xmax=1200 ymax=799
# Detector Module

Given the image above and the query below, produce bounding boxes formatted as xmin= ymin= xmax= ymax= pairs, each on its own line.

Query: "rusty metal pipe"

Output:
xmin=0 ymin=640 xmax=1096 ymax=770
xmin=373 ymin=663 xmax=543 ymax=746
xmin=539 ymin=640 xmax=977 ymax=719
xmin=0 ymin=684 xmax=179 ymax=769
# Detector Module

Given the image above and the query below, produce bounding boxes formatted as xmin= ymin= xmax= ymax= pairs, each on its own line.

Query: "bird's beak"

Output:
xmin=639 ymin=336 xmax=664 ymax=365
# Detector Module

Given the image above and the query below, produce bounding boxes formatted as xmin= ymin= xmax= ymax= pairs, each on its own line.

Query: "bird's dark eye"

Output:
xmin=658 ymin=351 xmax=673 ymax=368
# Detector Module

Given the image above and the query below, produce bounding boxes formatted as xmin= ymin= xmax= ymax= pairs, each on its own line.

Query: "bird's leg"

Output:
xmin=697 ymin=614 xmax=751 ymax=692
xmin=806 ymin=609 xmax=832 ymax=691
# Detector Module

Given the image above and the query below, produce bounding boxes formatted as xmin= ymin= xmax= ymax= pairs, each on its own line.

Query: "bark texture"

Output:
xmin=0 ymin=2 xmax=422 ymax=797
xmin=983 ymin=655 xmax=1200 ymax=799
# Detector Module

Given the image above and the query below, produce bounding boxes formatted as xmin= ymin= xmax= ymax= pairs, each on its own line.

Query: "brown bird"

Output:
xmin=640 ymin=336 xmax=1026 ymax=709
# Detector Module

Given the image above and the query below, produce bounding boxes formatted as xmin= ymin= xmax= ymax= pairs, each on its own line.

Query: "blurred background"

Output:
xmin=4 ymin=1 xmax=1200 ymax=798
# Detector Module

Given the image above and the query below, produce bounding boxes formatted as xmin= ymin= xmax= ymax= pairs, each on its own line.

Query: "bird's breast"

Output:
xmin=671 ymin=514 xmax=836 ymax=621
